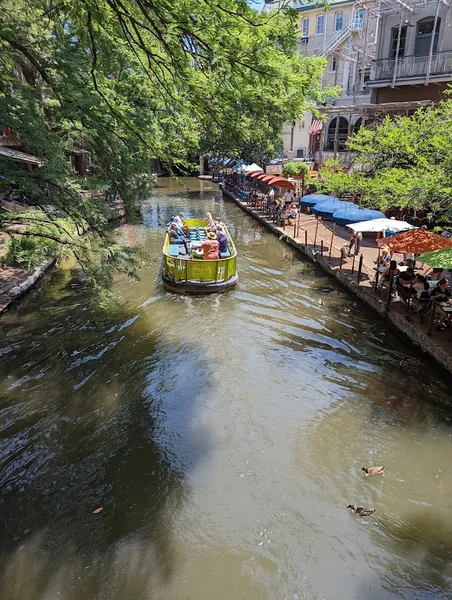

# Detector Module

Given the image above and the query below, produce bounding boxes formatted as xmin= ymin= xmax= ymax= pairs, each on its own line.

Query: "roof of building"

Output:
xmin=0 ymin=147 xmax=43 ymax=166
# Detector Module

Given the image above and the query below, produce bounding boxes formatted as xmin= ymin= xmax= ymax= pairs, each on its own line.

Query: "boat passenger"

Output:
xmin=166 ymin=216 xmax=175 ymax=230
xmin=169 ymin=223 xmax=189 ymax=253
xmin=205 ymin=212 xmax=215 ymax=232
xmin=201 ymin=231 xmax=219 ymax=260
xmin=176 ymin=213 xmax=190 ymax=235
xmin=216 ymin=228 xmax=228 ymax=254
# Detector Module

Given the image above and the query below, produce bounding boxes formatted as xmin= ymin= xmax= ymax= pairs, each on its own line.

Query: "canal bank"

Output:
xmin=0 ymin=198 xmax=127 ymax=315
xmin=222 ymin=186 xmax=452 ymax=376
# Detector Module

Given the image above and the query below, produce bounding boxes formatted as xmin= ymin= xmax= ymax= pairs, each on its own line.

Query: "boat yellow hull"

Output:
xmin=162 ymin=218 xmax=238 ymax=295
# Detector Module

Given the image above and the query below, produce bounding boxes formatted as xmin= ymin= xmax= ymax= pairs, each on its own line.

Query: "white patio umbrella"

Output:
xmin=348 ymin=218 xmax=416 ymax=233
xmin=244 ymin=163 xmax=263 ymax=173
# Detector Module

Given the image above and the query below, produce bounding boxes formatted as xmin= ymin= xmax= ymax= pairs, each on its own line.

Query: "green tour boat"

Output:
xmin=162 ymin=218 xmax=238 ymax=294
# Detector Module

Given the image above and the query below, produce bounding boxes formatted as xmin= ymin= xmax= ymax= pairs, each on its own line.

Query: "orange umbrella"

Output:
xmin=249 ymin=172 xmax=263 ymax=179
xmin=377 ymin=229 xmax=452 ymax=253
xmin=258 ymin=174 xmax=275 ymax=182
xmin=267 ymin=177 xmax=295 ymax=191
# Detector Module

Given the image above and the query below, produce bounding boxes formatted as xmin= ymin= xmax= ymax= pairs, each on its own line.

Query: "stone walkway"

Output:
xmin=223 ymin=187 xmax=452 ymax=375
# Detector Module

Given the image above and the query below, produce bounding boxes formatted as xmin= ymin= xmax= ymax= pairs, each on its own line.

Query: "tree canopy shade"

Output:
xmin=316 ymin=97 xmax=452 ymax=223
xmin=0 ymin=0 xmax=332 ymax=285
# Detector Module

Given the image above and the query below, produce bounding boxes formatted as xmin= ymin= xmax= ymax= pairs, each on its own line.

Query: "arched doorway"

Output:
xmin=353 ymin=117 xmax=362 ymax=135
xmin=326 ymin=117 xmax=349 ymax=150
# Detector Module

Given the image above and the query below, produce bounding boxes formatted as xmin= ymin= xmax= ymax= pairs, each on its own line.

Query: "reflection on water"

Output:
xmin=1 ymin=178 xmax=452 ymax=599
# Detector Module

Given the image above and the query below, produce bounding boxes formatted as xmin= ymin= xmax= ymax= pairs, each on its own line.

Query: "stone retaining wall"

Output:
xmin=0 ymin=207 xmax=127 ymax=316
xmin=0 ymin=257 xmax=57 ymax=314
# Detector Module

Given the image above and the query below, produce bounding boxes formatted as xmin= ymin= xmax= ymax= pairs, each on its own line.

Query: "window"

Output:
xmin=330 ymin=54 xmax=338 ymax=72
xmin=316 ymin=15 xmax=324 ymax=35
xmin=335 ymin=12 xmax=343 ymax=32
xmin=390 ymin=25 xmax=407 ymax=59
xmin=356 ymin=9 xmax=364 ymax=26
xmin=414 ymin=17 xmax=440 ymax=56
xmin=302 ymin=17 xmax=309 ymax=37
xmin=296 ymin=149 xmax=304 ymax=158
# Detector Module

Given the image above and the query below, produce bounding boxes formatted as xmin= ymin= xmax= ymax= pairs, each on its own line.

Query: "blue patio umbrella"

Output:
xmin=299 ymin=193 xmax=337 ymax=208
xmin=332 ymin=207 xmax=386 ymax=226
xmin=313 ymin=199 xmax=355 ymax=218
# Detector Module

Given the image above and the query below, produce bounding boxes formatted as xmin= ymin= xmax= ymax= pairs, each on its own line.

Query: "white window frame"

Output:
xmin=316 ymin=15 xmax=325 ymax=35
xmin=334 ymin=12 xmax=343 ymax=32
xmin=302 ymin=17 xmax=309 ymax=37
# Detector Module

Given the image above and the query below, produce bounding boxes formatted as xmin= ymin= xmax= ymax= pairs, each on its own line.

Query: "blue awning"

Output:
xmin=332 ymin=208 xmax=386 ymax=226
xmin=300 ymin=193 xmax=337 ymax=208
xmin=313 ymin=200 xmax=355 ymax=218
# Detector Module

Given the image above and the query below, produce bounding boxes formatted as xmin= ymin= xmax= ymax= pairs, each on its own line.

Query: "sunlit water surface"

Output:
xmin=1 ymin=178 xmax=452 ymax=600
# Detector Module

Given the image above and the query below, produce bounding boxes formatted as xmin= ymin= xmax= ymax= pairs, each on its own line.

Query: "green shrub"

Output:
xmin=4 ymin=235 xmax=57 ymax=271
xmin=282 ymin=162 xmax=309 ymax=179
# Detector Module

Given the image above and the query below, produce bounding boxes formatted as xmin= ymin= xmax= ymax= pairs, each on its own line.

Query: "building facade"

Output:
xmin=264 ymin=0 xmax=377 ymax=163
xmin=366 ymin=0 xmax=452 ymax=104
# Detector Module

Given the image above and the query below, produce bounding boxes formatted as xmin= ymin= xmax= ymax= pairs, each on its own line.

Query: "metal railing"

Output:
xmin=318 ymin=12 xmax=364 ymax=58
xmin=371 ymin=49 xmax=452 ymax=82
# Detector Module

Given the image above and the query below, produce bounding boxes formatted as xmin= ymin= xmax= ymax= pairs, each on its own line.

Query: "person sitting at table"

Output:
xmin=288 ymin=204 xmax=298 ymax=222
xmin=431 ymin=278 xmax=451 ymax=301
xmin=216 ymin=227 xmax=228 ymax=254
xmin=398 ymin=267 xmax=418 ymax=295
xmin=378 ymin=260 xmax=400 ymax=289
xmin=201 ymin=231 xmax=219 ymax=260
xmin=375 ymin=249 xmax=391 ymax=269
xmin=169 ymin=223 xmax=189 ymax=253
xmin=431 ymin=278 xmax=452 ymax=329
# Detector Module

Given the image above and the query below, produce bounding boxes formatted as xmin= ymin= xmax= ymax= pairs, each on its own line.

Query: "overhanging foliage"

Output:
xmin=317 ymin=97 xmax=452 ymax=222
xmin=0 ymin=0 xmax=333 ymax=285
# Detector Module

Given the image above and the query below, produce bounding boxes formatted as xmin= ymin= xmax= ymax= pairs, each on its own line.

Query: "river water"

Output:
xmin=1 ymin=178 xmax=452 ymax=600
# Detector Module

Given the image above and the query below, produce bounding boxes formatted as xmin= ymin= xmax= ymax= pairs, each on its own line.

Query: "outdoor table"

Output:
xmin=438 ymin=301 xmax=452 ymax=315
xmin=398 ymin=265 xmax=419 ymax=273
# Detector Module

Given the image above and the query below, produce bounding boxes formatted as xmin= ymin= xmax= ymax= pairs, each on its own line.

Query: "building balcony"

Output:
xmin=367 ymin=50 xmax=452 ymax=86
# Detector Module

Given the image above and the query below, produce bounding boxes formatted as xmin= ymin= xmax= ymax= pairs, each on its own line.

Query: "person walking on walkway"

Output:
xmin=348 ymin=232 xmax=357 ymax=257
